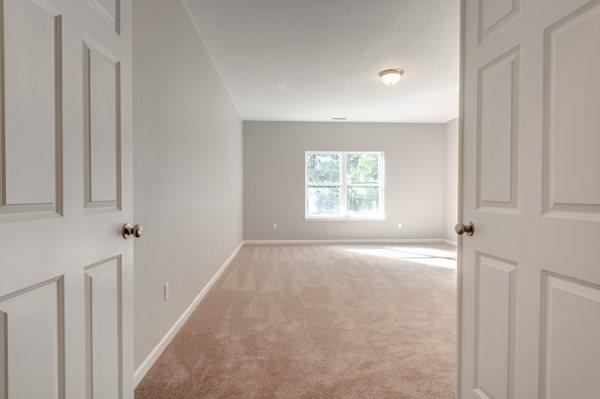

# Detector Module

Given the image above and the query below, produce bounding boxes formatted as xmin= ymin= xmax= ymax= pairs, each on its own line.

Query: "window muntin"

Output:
xmin=305 ymin=151 xmax=384 ymax=219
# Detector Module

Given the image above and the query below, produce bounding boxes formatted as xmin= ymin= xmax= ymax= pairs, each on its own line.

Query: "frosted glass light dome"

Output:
xmin=378 ymin=69 xmax=404 ymax=86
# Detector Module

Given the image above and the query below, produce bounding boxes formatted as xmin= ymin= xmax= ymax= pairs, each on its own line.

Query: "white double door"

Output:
xmin=461 ymin=0 xmax=600 ymax=398
xmin=0 ymin=0 xmax=134 ymax=398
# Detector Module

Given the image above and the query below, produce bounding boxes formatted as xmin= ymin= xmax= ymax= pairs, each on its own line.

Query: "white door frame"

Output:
xmin=456 ymin=0 xmax=465 ymax=396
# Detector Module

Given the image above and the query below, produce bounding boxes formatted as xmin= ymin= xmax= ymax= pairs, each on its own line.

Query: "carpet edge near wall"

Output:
xmin=133 ymin=242 xmax=244 ymax=387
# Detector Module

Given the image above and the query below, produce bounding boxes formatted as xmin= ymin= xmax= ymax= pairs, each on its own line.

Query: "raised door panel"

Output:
xmin=477 ymin=48 xmax=519 ymax=211
xmin=83 ymin=0 xmax=120 ymax=34
xmin=543 ymin=2 xmax=600 ymax=219
xmin=474 ymin=255 xmax=517 ymax=399
xmin=83 ymin=37 xmax=121 ymax=212
xmin=478 ymin=0 xmax=519 ymax=43
xmin=541 ymin=273 xmax=600 ymax=398
xmin=85 ymin=257 xmax=122 ymax=399
xmin=0 ymin=0 xmax=62 ymax=218
xmin=0 ymin=279 xmax=64 ymax=399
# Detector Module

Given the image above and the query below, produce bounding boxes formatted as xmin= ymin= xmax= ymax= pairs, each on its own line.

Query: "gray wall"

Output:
xmin=444 ymin=118 xmax=459 ymax=242
xmin=243 ymin=121 xmax=446 ymax=240
xmin=133 ymin=0 xmax=243 ymax=369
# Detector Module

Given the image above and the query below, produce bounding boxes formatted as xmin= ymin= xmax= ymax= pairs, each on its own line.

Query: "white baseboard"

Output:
xmin=133 ymin=242 xmax=243 ymax=387
xmin=442 ymin=239 xmax=457 ymax=247
xmin=242 ymin=238 xmax=448 ymax=245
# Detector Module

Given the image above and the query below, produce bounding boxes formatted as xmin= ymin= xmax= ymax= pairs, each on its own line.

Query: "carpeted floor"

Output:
xmin=135 ymin=244 xmax=457 ymax=399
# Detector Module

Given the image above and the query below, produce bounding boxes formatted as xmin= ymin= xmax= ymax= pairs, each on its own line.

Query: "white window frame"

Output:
xmin=304 ymin=151 xmax=385 ymax=221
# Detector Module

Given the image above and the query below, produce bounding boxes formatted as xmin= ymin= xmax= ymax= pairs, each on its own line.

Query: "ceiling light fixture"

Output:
xmin=332 ymin=117 xmax=347 ymax=121
xmin=378 ymin=69 xmax=404 ymax=86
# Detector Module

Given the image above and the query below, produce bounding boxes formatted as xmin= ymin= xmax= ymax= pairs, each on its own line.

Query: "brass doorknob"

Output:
xmin=133 ymin=224 xmax=143 ymax=238
xmin=122 ymin=223 xmax=143 ymax=239
xmin=455 ymin=221 xmax=474 ymax=236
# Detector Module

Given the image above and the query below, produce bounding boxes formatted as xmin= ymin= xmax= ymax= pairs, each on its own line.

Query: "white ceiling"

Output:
xmin=185 ymin=0 xmax=460 ymax=123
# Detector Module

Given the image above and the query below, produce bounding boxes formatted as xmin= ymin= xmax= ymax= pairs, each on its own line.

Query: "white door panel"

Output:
xmin=477 ymin=47 xmax=519 ymax=211
xmin=473 ymin=255 xmax=517 ymax=399
xmin=1 ymin=0 xmax=61 ymax=216
xmin=0 ymin=0 xmax=133 ymax=398
xmin=83 ymin=34 xmax=121 ymax=211
xmin=461 ymin=0 xmax=600 ymax=398
xmin=543 ymin=2 xmax=600 ymax=217
xmin=540 ymin=273 xmax=600 ymax=398
xmin=0 ymin=279 xmax=64 ymax=399
xmin=85 ymin=257 xmax=122 ymax=399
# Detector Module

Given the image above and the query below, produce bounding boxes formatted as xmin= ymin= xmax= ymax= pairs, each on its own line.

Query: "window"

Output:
xmin=305 ymin=151 xmax=384 ymax=219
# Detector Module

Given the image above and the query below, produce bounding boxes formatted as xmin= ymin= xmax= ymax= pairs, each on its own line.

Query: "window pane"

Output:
xmin=347 ymin=153 xmax=380 ymax=183
xmin=348 ymin=186 xmax=380 ymax=215
xmin=307 ymin=153 xmax=340 ymax=184
xmin=307 ymin=187 xmax=341 ymax=215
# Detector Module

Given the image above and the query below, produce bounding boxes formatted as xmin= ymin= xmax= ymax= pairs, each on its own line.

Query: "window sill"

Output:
xmin=304 ymin=216 xmax=386 ymax=222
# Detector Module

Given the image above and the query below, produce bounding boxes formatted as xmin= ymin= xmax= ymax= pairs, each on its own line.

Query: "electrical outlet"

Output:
xmin=163 ymin=282 xmax=170 ymax=301
xmin=273 ymin=222 xmax=278 ymax=230
xmin=397 ymin=222 xmax=403 ymax=229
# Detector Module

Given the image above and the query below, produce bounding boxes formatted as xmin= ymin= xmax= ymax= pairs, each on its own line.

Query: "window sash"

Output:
xmin=305 ymin=153 xmax=342 ymax=185
xmin=346 ymin=152 xmax=381 ymax=184
xmin=305 ymin=151 xmax=384 ymax=218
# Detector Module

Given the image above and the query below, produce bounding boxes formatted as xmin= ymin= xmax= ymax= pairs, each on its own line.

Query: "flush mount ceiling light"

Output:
xmin=378 ymin=69 xmax=404 ymax=86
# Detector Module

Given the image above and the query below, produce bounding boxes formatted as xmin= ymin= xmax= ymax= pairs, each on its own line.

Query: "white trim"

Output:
xmin=304 ymin=216 xmax=386 ymax=222
xmin=457 ymin=0 xmax=465 ymax=396
xmin=242 ymin=239 xmax=449 ymax=245
xmin=442 ymin=239 xmax=458 ymax=247
xmin=133 ymin=242 xmax=243 ymax=387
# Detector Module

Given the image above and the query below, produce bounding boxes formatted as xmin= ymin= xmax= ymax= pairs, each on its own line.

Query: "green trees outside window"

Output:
xmin=305 ymin=152 xmax=384 ymax=218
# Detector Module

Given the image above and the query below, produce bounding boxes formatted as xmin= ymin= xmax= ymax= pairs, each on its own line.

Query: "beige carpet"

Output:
xmin=135 ymin=244 xmax=457 ymax=399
